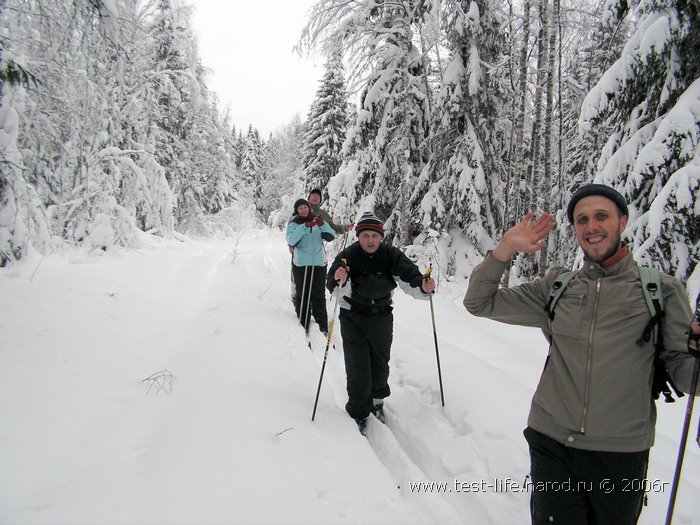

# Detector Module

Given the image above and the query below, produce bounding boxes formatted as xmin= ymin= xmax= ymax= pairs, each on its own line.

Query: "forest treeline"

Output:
xmin=1 ymin=0 xmax=697 ymax=285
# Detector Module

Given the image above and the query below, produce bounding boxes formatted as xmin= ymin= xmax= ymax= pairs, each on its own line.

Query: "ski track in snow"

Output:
xmin=2 ymin=232 xmax=698 ymax=525
xmin=303 ymin=280 xmax=531 ymax=523
xmin=305 ymin=327 xmax=469 ymax=524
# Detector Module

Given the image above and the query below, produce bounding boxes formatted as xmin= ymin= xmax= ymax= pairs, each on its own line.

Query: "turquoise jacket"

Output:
xmin=286 ymin=216 xmax=336 ymax=267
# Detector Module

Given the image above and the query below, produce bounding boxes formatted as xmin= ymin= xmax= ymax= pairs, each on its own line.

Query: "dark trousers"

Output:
xmin=524 ymin=427 xmax=648 ymax=525
xmin=291 ymin=264 xmax=328 ymax=333
xmin=339 ymin=308 xmax=393 ymax=420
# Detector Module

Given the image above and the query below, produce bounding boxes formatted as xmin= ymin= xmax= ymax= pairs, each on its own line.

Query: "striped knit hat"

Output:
xmin=355 ymin=212 xmax=384 ymax=236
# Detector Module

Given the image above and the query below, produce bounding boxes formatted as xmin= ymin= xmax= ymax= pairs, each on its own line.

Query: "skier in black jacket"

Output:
xmin=327 ymin=212 xmax=436 ymax=433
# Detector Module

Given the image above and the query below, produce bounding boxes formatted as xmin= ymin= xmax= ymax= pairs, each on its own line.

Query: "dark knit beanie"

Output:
xmin=293 ymin=198 xmax=310 ymax=214
xmin=308 ymin=188 xmax=323 ymax=203
xmin=355 ymin=212 xmax=384 ymax=236
xmin=566 ymin=184 xmax=629 ymax=223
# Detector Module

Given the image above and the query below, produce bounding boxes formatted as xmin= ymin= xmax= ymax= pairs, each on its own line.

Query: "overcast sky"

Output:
xmin=189 ymin=0 xmax=322 ymax=137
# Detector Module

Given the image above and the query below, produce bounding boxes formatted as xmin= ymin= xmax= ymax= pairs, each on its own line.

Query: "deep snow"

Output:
xmin=1 ymin=231 xmax=698 ymax=524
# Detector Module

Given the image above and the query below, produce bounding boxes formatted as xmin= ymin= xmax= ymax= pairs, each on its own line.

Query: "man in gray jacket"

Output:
xmin=464 ymin=184 xmax=699 ymax=525
xmin=308 ymin=188 xmax=351 ymax=236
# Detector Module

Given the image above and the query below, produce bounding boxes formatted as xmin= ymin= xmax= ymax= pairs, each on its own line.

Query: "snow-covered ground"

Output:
xmin=1 ymin=231 xmax=698 ymax=524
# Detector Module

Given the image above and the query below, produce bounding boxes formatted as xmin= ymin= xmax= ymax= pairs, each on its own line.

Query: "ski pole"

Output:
xmin=312 ymin=260 xmax=347 ymax=421
xmin=425 ymin=264 xmax=445 ymax=407
xmin=298 ymin=257 xmax=310 ymax=327
xmin=335 ymin=213 xmax=356 ymax=256
xmin=336 ymin=231 xmax=349 ymax=254
xmin=295 ymin=231 xmax=312 ymax=330
xmin=303 ymin=226 xmax=317 ymax=332
xmin=693 ymin=293 xmax=700 ymax=448
xmin=664 ymin=292 xmax=700 ymax=525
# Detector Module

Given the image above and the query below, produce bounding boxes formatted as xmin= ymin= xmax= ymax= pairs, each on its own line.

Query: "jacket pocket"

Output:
xmin=550 ymin=281 xmax=588 ymax=341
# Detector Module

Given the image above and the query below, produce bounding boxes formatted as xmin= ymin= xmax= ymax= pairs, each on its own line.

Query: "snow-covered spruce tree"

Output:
xmin=555 ymin=0 xmax=629 ymax=268
xmin=0 ymin=73 xmax=48 ymax=266
xmin=149 ymin=0 xmax=205 ymax=231
xmin=300 ymin=0 xmax=433 ymax=246
xmin=146 ymin=0 xmax=239 ymax=236
xmin=262 ymin=116 xmax=307 ymax=227
xmin=4 ymin=0 xmax=178 ymax=254
xmin=0 ymin=15 xmax=45 ymax=265
xmin=239 ymin=125 xmax=265 ymax=212
xmin=579 ymin=0 xmax=699 ymax=284
xmin=411 ymin=0 xmax=509 ymax=279
xmin=230 ymin=125 xmax=245 ymax=171
xmin=186 ymin=87 xmax=236 ymax=217
xmin=301 ymin=53 xmax=349 ymax=193
xmin=95 ymin=0 xmax=176 ymax=240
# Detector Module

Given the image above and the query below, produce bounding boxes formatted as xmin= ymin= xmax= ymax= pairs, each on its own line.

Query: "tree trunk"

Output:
xmin=539 ymin=0 xmax=557 ymax=274
xmin=503 ymin=0 xmax=532 ymax=287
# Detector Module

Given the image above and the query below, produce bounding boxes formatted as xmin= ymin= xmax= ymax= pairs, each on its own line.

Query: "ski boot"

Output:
xmin=371 ymin=402 xmax=385 ymax=424
xmin=356 ymin=417 xmax=368 ymax=436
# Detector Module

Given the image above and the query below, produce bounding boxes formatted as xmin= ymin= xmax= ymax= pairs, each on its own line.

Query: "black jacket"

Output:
xmin=327 ymin=242 xmax=425 ymax=310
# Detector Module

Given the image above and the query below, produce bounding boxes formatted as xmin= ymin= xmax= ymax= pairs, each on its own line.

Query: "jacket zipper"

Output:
xmin=580 ymin=278 xmax=601 ymax=433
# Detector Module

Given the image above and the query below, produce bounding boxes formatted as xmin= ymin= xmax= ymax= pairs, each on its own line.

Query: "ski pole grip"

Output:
xmin=335 ymin=258 xmax=349 ymax=288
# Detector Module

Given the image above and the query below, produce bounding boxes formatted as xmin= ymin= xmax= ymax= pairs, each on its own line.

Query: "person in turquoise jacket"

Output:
xmin=286 ymin=198 xmax=336 ymax=334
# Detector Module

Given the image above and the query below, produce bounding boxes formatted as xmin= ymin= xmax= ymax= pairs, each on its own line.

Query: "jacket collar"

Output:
xmin=580 ymin=246 xmax=634 ymax=279
xmin=600 ymin=243 xmax=629 ymax=269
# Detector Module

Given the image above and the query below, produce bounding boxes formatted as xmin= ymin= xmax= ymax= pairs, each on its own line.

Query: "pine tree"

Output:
xmin=2 ymin=0 xmax=178 ymax=254
xmin=1 ymin=0 xmax=239 ymax=255
xmin=261 ymin=116 xmax=306 ymax=226
xmin=300 ymin=0 xmax=434 ymax=246
xmin=411 ymin=0 xmax=509 ymax=277
xmin=1 ymin=10 xmax=43 ymax=264
xmin=302 ymin=53 xmax=349 ymax=193
xmin=240 ymin=125 xmax=264 ymax=212
xmin=579 ymin=0 xmax=699 ymax=283
xmin=150 ymin=0 xmax=198 ymax=228
xmin=555 ymin=0 xmax=629 ymax=268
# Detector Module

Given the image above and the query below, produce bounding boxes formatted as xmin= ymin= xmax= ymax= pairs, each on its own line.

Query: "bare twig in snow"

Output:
xmin=275 ymin=427 xmax=294 ymax=437
xmin=143 ymin=369 xmax=175 ymax=395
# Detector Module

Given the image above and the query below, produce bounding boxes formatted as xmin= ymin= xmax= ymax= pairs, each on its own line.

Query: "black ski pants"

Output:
xmin=524 ymin=427 xmax=648 ymax=525
xmin=291 ymin=264 xmax=328 ymax=333
xmin=339 ymin=308 xmax=393 ymax=420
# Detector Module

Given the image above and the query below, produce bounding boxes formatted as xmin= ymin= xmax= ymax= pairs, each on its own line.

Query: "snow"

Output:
xmin=1 ymin=231 xmax=698 ymax=524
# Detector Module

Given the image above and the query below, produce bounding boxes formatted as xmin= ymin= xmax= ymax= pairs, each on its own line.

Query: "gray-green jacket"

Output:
xmin=311 ymin=205 xmax=345 ymax=235
xmin=464 ymin=252 xmax=696 ymax=452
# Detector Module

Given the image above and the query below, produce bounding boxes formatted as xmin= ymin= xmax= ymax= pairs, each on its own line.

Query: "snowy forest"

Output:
xmin=1 ymin=0 xmax=698 ymax=286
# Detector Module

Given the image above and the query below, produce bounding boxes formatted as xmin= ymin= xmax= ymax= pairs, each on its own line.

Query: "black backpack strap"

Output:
xmin=545 ymin=271 xmax=576 ymax=321
xmin=638 ymin=267 xmax=663 ymax=345
xmin=638 ymin=267 xmax=684 ymax=403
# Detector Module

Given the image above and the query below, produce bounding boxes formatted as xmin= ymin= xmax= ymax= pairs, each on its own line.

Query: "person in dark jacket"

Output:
xmin=307 ymin=188 xmax=352 ymax=236
xmin=464 ymin=184 xmax=699 ymax=525
xmin=287 ymin=198 xmax=336 ymax=334
xmin=327 ymin=212 xmax=436 ymax=433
